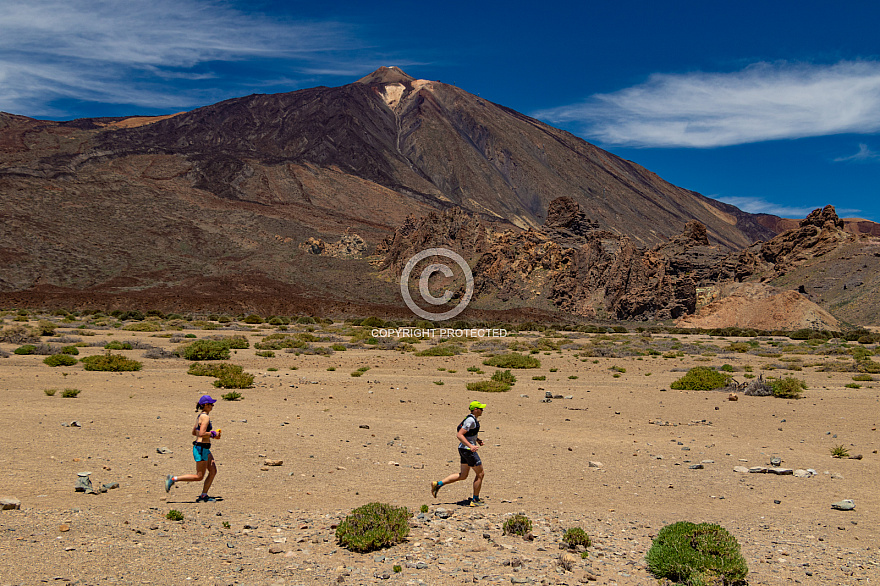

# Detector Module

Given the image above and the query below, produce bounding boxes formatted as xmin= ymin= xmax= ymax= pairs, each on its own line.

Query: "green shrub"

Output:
xmin=830 ymin=445 xmax=850 ymax=458
xmin=60 ymin=346 xmax=79 ymax=355
xmin=335 ymin=502 xmax=411 ymax=552
xmin=104 ymin=341 xmax=133 ymax=350
xmin=570 ymin=375 xmax=580 ymax=379
xmin=242 ymin=314 xmax=263 ymax=324
xmin=44 ymin=388 xmax=57 ymax=396
xmin=14 ymin=345 xmax=36 ymax=355
xmin=532 ymin=375 xmax=546 ymax=381
xmin=725 ymin=342 xmax=751 ymax=353
xmin=562 ymin=527 xmax=592 ymax=550
xmin=331 ymin=343 xmax=347 ymax=351
xmin=502 ymin=514 xmax=533 ymax=536
xmin=845 ymin=383 xmax=861 ymax=389
xmin=720 ymin=364 xmax=734 ymax=372
xmin=852 ymin=374 xmax=874 ymax=381
xmin=44 ymin=354 xmax=78 ymax=367
xmin=433 ymin=380 xmax=444 ymax=385
xmin=182 ymin=340 xmax=230 ymax=361
xmin=483 ymin=353 xmax=541 ymax=369
xmin=187 ymin=362 xmax=243 ymax=377
xmin=491 ymin=369 xmax=517 ymax=385
xmin=166 ymin=509 xmax=184 ymax=521
xmin=467 ymin=366 xmax=482 ymax=373
xmin=122 ymin=322 xmax=161 ymax=332
xmin=466 ymin=380 xmax=511 ymax=393
xmin=646 ymin=521 xmax=748 ymax=586
xmin=81 ymin=353 xmax=142 ymax=371
xmin=61 ymin=388 xmax=81 ymax=398
xmin=221 ymin=391 xmax=243 ymax=401
xmin=670 ymin=367 xmax=732 ymax=391
xmin=222 ymin=335 xmax=250 ymax=349
xmin=360 ymin=317 xmax=385 ymax=328
xmin=35 ymin=320 xmax=56 ymax=336
xmin=214 ymin=369 xmax=254 ymax=389
xmin=856 ymin=359 xmax=880 ymax=374
xmin=415 ymin=344 xmax=463 ymax=357
xmin=255 ymin=350 xmax=275 ymax=358
xmin=770 ymin=377 xmax=806 ymax=399
xmin=420 ymin=504 xmax=429 ymax=513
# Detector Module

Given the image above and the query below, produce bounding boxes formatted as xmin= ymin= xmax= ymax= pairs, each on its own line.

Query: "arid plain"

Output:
xmin=1 ymin=316 xmax=878 ymax=585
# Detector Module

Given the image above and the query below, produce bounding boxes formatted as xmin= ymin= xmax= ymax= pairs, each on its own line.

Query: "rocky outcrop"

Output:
xmin=300 ymin=230 xmax=368 ymax=259
xmin=379 ymin=198 xmax=700 ymax=320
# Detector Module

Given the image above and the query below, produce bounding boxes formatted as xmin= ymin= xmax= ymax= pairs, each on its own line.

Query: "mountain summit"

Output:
xmin=356 ymin=66 xmax=416 ymax=85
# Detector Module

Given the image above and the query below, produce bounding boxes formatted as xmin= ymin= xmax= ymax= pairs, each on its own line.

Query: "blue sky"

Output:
xmin=2 ymin=0 xmax=879 ymax=221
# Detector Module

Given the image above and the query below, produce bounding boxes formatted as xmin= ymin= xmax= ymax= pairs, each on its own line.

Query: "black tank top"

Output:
xmin=196 ymin=412 xmax=213 ymax=434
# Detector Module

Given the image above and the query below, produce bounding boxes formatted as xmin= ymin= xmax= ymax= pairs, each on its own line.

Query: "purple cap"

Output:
xmin=198 ymin=394 xmax=217 ymax=405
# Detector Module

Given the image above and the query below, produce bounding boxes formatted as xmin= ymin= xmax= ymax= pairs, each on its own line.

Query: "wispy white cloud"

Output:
xmin=535 ymin=61 xmax=880 ymax=148
xmin=716 ymin=195 xmax=860 ymax=218
xmin=0 ymin=0 xmax=359 ymax=116
xmin=834 ymin=143 xmax=880 ymax=162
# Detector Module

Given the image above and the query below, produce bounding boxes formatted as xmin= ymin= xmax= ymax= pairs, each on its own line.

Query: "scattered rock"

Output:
xmin=74 ymin=472 xmax=93 ymax=493
xmin=588 ymin=461 xmax=602 ymax=468
xmin=831 ymin=499 xmax=855 ymax=511
xmin=0 ymin=498 xmax=21 ymax=510
xmin=264 ymin=459 xmax=283 ymax=466
xmin=156 ymin=447 xmax=173 ymax=454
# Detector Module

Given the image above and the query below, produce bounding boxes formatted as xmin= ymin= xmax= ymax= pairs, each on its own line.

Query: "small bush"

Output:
xmin=166 ymin=509 xmax=184 ymax=521
xmin=570 ymin=375 xmax=580 ymax=379
xmin=415 ymin=344 xmax=463 ymax=357
xmin=331 ymin=343 xmax=347 ymax=351
xmin=0 ymin=325 xmax=39 ymax=344
xmin=420 ymin=504 xmax=429 ymax=513
xmin=562 ymin=527 xmax=592 ymax=550
xmin=242 ymin=314 xmax=263 ymax=324
xmin=44 ymin=388 xmax=57 ymax=396
xmin=770 ymin=377 xmax=806 ymax=399
xmin=491 ymin=369 xmax=517 ymax=385
xmin=81 ymin=353 xmax=142 ymax=371
xmin=335 ymin=502 xmax=411 ymax=553
xmin=188 ymin=363 xmax=243 ymax=377
xmin=214 ymin=370 xmax=254 ymax=389
xmin=255 ymin=350 xmax=275 ymax=358
xmin=61 ymin=388 xmax=81 ymax=398
xmin=503 ymin=514 xmax=533 ymax=536
xmin=830 ymin=445 xmax=850 ymax=458
xmin=532 ymin=375 xmax=546 ymax=381
xmin=466 ymin=380 xmax=511 ymax=393
xmin=483 ymin=353 xmax=541 ymax=369
xmin=14 ymin=344 xmax=36 ymax=355
xmin=720 ymin=364 xmax=734 ymax=372
xmin=104 ymin=341 xmax=133 ymax=350
xmin=670 ymin=367 xmax=732 ymax=391
xmin=221 ymin=391 xmax=243 ymax=401
xmin=60 ymin=346 xmax=79 ymax=355
xmin=845 ymin=383 xmax=861 ymax=389
xmin=44 ymin=354 xmax=78 ymax=367
xmin=182 ymin=340 xmax=230 ymax=361
xmin=122 ymin=322 xmax=161 ymax=332
xmin=646 ymin=521 xmax=748 ymax=586
xmin=852 ymin=374 xmax=874 ymax=381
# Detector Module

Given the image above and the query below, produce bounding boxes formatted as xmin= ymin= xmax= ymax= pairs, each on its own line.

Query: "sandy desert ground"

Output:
xmin=0 ymin=317 xmax=878 ymax=585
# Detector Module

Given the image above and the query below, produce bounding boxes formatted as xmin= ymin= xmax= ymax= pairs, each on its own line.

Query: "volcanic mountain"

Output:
xmin=0 ymin=65 xmax=826 ymax=316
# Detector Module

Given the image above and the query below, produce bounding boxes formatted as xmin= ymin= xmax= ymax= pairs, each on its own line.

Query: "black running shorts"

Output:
xmin=458 ymin=447 xmax=482 ymax=467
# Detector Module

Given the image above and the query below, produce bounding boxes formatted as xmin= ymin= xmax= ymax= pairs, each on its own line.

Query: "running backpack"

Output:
xmin=457 ymin=414 xmax=478 ymax=435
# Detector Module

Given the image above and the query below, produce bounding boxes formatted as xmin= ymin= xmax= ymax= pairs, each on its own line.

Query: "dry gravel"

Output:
xmin=1 ymin=325 xmax=878 ymax=585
